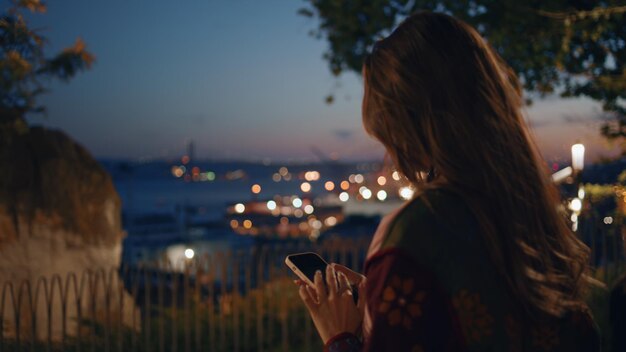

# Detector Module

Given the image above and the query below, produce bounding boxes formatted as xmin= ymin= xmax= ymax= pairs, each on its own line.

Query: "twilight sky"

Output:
xmin=24 ymin=0 xmax=620 ymax=163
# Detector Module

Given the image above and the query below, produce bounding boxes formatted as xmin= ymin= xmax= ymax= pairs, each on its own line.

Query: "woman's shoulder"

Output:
xmin=374 ymin=187 xmax=498 ymax=298
xmin=380 ymin=187 xmax=476 ymax=251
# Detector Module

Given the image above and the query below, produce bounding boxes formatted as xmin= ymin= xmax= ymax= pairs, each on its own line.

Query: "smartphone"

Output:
xmin=285 ymin=252 xmax=359 ymax=304
xmin=285 ymin=252 xmax=328 ymax=287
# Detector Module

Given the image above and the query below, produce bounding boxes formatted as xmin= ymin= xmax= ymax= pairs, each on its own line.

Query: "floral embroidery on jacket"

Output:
xmin=452 ymin=289 xmax=494 ymax=343
xmin=378 ymin=275 xmax=427 ymax=329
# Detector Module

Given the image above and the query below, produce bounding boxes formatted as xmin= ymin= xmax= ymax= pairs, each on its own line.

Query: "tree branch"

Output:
xmin=537 ymin=5 xmax=626 ymax=21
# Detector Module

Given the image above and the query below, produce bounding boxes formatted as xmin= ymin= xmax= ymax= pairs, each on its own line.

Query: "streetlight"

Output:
xmin=570 ymin=143 xmax=585 ymax=232
xmin=571 ymin=143 xmax=585 ymax=173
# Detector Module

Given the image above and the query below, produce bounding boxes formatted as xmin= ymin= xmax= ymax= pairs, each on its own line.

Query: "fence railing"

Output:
xmin=0 ymin=238 xmax=370 ymax=352
xmin=580 ymin=211 xmax=626 ymax=285
xmin=1 ymin=212 xmax=624 ymax=352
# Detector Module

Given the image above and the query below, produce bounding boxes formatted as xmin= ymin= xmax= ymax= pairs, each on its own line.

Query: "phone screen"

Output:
xmin=287 ymin=252 xmax=328 ymax=283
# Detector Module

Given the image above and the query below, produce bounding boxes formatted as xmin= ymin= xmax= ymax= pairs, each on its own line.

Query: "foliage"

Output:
xmin=584 ymin=183 xmax=618 ymax=203
xmin=0 ymin=277 xmax=322 ymax=352
xmin=0 ymin=0 xmax=95 ymax=122
xmin=618 ymin=170 xmax=626 ymax=185
xmin=299 ymin=0 xmax=626 ymax=150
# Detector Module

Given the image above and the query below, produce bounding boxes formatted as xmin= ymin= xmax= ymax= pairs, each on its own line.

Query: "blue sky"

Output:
xmin=23 ymin=0 xmax=620 ymax=163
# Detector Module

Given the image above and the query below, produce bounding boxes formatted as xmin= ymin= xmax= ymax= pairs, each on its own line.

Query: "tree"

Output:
xmin=0 ymin=0 xmax=95 ymax=126
xmin=0 ymin=0 xmax=110 ymax=239
xmin=299 ymin=0 xmax=626 ymax=152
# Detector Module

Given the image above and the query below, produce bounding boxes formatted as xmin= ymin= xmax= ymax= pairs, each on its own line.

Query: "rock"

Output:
xmin=0 ymin=123 xmax=138 ymax=340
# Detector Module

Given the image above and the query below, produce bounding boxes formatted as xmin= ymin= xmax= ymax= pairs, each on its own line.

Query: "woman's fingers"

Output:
xmin=331 ymin=263 xmax=365 ymax=285
xmin=337 ymin=272 xmax=355 ymax=303
xmin=314 ymin=270 xmax=327 ymax=303
xmin=326 ymin=265 xmax=338 ymax=300
xmin=298 ymin=284 xmax=317 ymax=311
xmin=337 ymin=272 xmax=351 ymax=294
xmin=305 ymin=284 xmax=319 ymax=304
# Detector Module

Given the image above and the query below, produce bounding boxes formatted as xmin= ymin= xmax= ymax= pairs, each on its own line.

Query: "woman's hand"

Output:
xmin=331 ymin=263 xmax=366 ymax=291
xmin=296 ymin=264 xmax=366 ymax=344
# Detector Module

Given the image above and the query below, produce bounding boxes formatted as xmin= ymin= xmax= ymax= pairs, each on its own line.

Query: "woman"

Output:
xmin=295 ymin=11 xmax=600 ymax=351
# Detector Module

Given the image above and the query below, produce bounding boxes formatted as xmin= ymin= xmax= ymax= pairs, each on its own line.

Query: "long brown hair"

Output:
xmin=362 ymin=12 xmax=592 ymax=318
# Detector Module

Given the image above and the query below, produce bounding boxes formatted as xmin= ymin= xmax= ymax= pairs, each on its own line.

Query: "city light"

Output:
xmin=243 ymin=220 xmax=253 ymax=229
xmin=292 ymin=197 xmax=303 ymax=208
xmin=392 ymin=171 xmax=401 ymax=181
xmin=578 ymin=186 xmax=585 ymax=199
xmin=234 ymin=203 xmax=245 ymax=213
xmin=251 ymin=184 xmax=262 ymax=194
xmin=604 ymin=217 xmax=613 ymax=225
xmin=399 ymin=187 xmax=414 ymax=200
xmin=304 ymin=171 xmax=321 ymax=181
xmin=294 ymin=209 xmax=304 ymax=218
xmin=569 ymin=198 xmax=582 ymax=212
xmin=311 ymin=220 xmax=322 ymax=229
xmin=279 ymin=167 xmax=289 ymax=176
xmin=324 ymin=181 xmax=335 ymax=191
xmin=571 ymin=143 xmax=585 ymax=171
xmin=301 ymin=182 xmax=311 ymax=192
xmin=172 ymin=166 xmax=184 ymax=178
xmin=339 ymin=192 xmax=349 ymax=202
xmin=551 ymin=166 xmax=572 ymax=183
xmin=230 ymin=219 xmax=239 ymax=228
xmin=266 ymin=200 xmax=277 ymax=211
xmin=272 ymin=173 xmax=281 ymax=182
xmin=324 ymin=216 xmax=337 ymax=226
xmin=304 ymin=204 xmax=314 ymax=214
xmin=377 ymin=176 xmax=387 ymax=186
xmin=377 ymin=190 xmax=387 ymax=201
xmin=340 ymin=181 xmax=350 ymax=190
xmin=184 ymin=248 xmax=195 ymax=259
xmin=354 ymin=174 xmax=364 ymax=184
xmin=361 ymin=188 xmax=372 ymax=200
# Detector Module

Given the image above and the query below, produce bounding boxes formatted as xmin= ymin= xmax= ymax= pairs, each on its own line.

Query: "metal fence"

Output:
xmin=580 ymin=210 xmax=626 ymax=285
xmin=0 ymin=212 xmax=624 ymax=352
xmin=0 ymin=238 xmax=370 ymax=352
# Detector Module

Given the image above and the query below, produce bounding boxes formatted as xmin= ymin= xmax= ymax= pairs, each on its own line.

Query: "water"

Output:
xmin=106 ymin=161 xmax=390 ymax=268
